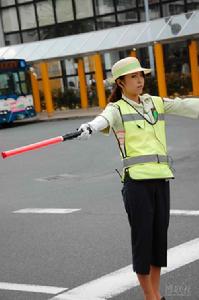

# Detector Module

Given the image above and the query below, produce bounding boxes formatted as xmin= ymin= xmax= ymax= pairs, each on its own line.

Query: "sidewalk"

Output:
xmin=15 ymin=107 xmax=103 ymax=124
xmin=36 ymin=106 xmax=102 ymax=122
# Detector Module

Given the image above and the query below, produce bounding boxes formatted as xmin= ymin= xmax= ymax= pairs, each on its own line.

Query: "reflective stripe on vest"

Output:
xmin=122 ymin=113 xmax=165 ymax=122
xmin=123 ymin=154 xmax=169 ymax=168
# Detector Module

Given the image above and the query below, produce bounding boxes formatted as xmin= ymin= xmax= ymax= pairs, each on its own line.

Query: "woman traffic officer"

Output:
xmin=78 ymin=56 xmax=199 ymax=300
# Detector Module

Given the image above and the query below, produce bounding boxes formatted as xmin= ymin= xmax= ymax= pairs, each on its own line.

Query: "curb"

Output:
xmin=36 ymin=113 xmax=99 ymax=123
xmin=14 ymin=111 xmax=101 ymax=125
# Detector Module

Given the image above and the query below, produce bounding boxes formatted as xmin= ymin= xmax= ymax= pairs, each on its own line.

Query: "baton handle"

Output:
xmin=62 ymin=129 xmax=82 ymax=141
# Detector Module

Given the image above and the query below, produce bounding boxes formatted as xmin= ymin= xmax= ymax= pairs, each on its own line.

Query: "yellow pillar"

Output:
xmin=93 ymin=53 xmax=106 ymax=108
xmin=77 ymin=58 xmax=88 ymax=108
xmin=40 ymin=62 xmax=54 ymax=116
xmin=189 ymin=40 xmax=199 ymax=96
xmin=130 ymin=48 xmax=137 ymax=57
xmin=154 ymin=42 xmax=167 ymax=97
xmin=30 ymin=71 xmax=41 ymax=113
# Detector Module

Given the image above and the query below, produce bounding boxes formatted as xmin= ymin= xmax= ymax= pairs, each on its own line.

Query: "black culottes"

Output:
xmin=121 ymin=175 xmax=170 ymax=275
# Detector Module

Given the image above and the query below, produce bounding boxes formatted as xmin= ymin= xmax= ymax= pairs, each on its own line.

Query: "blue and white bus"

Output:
xmin=0 ymin=59 xmax=36 ymax=124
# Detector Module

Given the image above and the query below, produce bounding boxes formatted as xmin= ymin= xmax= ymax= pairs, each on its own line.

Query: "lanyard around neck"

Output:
xmin=121 ymin=98 xmax=158 ymax=125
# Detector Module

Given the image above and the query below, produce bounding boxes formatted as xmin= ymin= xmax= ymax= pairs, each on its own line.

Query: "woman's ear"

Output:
xmin=116 ymin=79 xmax=124 ymax=89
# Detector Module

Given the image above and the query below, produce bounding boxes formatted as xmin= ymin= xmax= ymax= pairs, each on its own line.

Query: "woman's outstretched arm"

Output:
xmin=163 ymin=96 xmax=199 ymax=119
xmin=78 ymin=103 xmax=121 ymax=139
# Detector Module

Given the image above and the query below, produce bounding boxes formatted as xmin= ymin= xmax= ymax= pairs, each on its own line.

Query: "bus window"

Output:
xmin=19 ymin=70 xmax=29 ymax=94
xmin=0 ymin=73 xmax=9 ymax=95
xmin=12 ymin=72 xmax=21 ymax=95
xmin=19 ymin=71 xmax=25 ymax=81
xmin=0 ymin=72 xmax=21 ymax=96
xmin=21 ymin=82 xmax=28 ymax=94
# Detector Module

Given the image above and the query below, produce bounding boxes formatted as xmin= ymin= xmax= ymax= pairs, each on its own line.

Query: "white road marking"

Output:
xmin=170 ymin=209 xmax=199 ymax=216
xmin=13 ymin=208 xmax=81 ymax=214
xmin=50 ymin=238 xmax=199 ymax=300
xmin=0 ymin=282 xmax=67 ymax=294
xmin=13 ymin=208 xmax=199 ymax=216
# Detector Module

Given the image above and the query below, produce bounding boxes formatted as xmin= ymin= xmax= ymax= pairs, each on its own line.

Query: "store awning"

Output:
xmin=0 ymin=10 xmax=199 ymax=63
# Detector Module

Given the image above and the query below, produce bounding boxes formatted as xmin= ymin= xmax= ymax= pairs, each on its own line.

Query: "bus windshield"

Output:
xmin=0 ymin=70 xmax=30 ymax=98
xmin=0 ymin=59 xmax=36 ymax=124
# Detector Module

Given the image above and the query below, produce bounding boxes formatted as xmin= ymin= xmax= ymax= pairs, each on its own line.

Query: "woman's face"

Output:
xmin=119 ymin=71 xmax=145 ymax=98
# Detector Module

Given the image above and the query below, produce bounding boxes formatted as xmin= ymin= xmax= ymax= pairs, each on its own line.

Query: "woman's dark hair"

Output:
xmin=107 ymin=71 xmax=145 ymax=103
xmin=108 ymin=75 xmax=124 ymax=103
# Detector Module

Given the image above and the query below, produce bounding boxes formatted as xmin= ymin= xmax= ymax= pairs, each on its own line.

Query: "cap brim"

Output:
xmin=107 ymin=67 xmax=152 ymax=83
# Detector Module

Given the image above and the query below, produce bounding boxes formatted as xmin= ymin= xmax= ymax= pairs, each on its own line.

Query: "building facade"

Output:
xmin=1 ymin=0 xmax=199 ymax=45
xmin=0 ymin=0 xmax=199 ymax=110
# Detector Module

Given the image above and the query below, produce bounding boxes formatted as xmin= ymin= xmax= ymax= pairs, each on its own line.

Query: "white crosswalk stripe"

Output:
xmin=13 ymin=208 xmax=81 ymax=214
xmin=50 ymin=238 xmax=199 ymax=300
xmin=170 ymin=209 xmax=199 ymax=216
xmin=0 ymin=282 xmax=68 ymax=294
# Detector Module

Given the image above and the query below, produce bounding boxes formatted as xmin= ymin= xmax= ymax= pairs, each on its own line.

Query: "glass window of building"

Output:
xmin=65 ymin=59 xmax=77 ymax=75
xmin=67 ymin=76 xmax=78 ymax=88
xmin=116 ymin=0 xmax=136 ymax=11
xmin=103 ymin=52 xmax=112 ymax=70
xmin=1 ymin=0 xmax=15 ymax=6
xmin=65 ymin=76 xmax=80 ymax=109
xmin=164 ymin=41 xmax=192 ymax=97
xmin=139 ymin=9 xmax=145 ymax=21
xmin=39 ymin=26 xmax=57 ymax=39
xmin=22 ymin=29 xmax=39 ymax=42
xmin=96 ymin=15 xmax=116 ymax=29
xmin=187 ymin=0 xmax=199 ymax=11
xmin=74 ymin=0 xmax=94 ymax=19
xmin=50 ymin=78 xmax=64 ymax=107
xmin=138 ymin=0 xmax=160 ymax=21
xmin=117 ymin=10 xmax=138 ymax=25
xmin=169 ymin=1 xmax=185 ymax=15
xmin=17 ymin=0 xmax=33 ymax=3
xmin=94 ymin=0 xmax=114 ymax=15
xmin=149 ymin=3 xmax=161 ymax=19
xmin=161 ymin=3 xmax=170 ymax=17
xmin=161 ymin=0 xmax=185 ymax=16
xmin=106 ymin=50 xmax=120 ymax=67
xmin=36 ymin=0 xmax=55 ymax=26
xmin=137 ymin=1 xmax=146 ymax=22
xmin=19 ymin=4 xmax=36 ymax=30
xmin=2 ymin=7 xmax=19 ymax=32
xmin=83 ymin=56 xmax=91 ymax=73
xmin=55 ymin=22 xmax=77 ymax=37
xmin=5 ymin=33 xmax=21 ymax=45
xmin=76 ymin=19 xmax=96 ymax=33
xmin=55 ymin=0 xmax=74 ymax=22
xmin=47 ymin=61 xmax=62 ymax=77
xmin=161 ymin=0 xmax=180 ymax=2
xmin=51 ymin=78 xmax=64 ymax=92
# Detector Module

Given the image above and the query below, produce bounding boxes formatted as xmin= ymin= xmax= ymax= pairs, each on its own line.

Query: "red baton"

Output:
xmin=1 ymin=130 xmax=82 ymax=159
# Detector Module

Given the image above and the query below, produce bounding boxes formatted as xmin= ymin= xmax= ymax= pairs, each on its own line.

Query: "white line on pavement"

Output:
xmin=13 ymin=208 xmax=199 ymax=216
xmin=13 ymin=208 xmax=81 ymax=214
xmin=50 ymin=238 xmax=199 ymax=300
xmin=170 ymin=209 xmax=199 ymax=216
xmin=0 ymin=282 xmax=68 ymax=294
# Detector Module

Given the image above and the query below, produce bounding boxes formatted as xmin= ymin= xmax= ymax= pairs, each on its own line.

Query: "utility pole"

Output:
xmin=144 ymin=0 xmax=155 ymax=76
xmin=0 ymin=10 xmax=5 ymax=47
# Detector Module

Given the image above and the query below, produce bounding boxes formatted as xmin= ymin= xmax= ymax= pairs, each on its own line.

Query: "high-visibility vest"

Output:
xmin=113 ymin=96 xmax=174 ymax=181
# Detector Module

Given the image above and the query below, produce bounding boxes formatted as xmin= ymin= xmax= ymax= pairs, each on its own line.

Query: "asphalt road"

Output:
xmin=1 ymin=115 xmax=199 ymax=300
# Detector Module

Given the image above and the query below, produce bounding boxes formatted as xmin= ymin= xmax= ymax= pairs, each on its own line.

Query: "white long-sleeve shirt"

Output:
xmin=89 ymin=94 xmax=199 ymax=134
